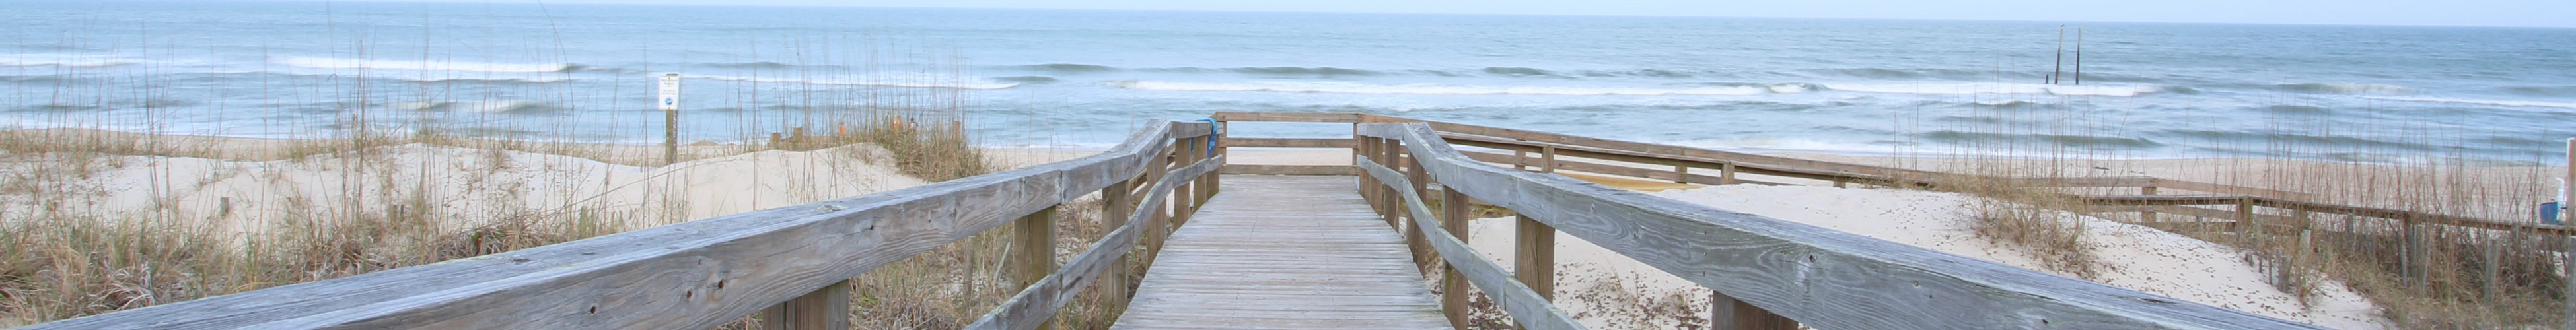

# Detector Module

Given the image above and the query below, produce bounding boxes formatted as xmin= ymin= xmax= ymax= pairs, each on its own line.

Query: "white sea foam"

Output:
xmin=690 ymin=74 xmax=1019 ymax=90
xmin=271 ymin=55 xmax=571 ymax=73
xmin=2363 ymin=96 xmax=2576 ymax=109
xmin=2278 ymin=82 xmax=2411 ymax=95
xmin=1824 ymin=83 xmax=2163 ymax=97
xmin=1112 ymin=81 xmax=1770 ymax=96
xmin=0 ymin=56 xmax=134 ymax=67
xmin=396 ymin=101 xmax=542 ymax=113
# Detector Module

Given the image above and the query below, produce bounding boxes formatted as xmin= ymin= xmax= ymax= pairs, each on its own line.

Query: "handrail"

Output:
xmin=1355 ymin=156 xmax=1586 ymax=330
xmin=1358 ymin=122 xmax=2322 ymax=329
xmin=967 ymin=154 xmax=1223 ymax=329
xmin=1215 ymin=111 xmax=2571 ymax=236
xmin=27 ymin=121 xmax=1214 ymax=329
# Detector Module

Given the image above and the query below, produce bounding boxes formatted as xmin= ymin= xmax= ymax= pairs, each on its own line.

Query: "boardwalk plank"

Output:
xmin=1114 ymin=176 xmax=1450 ymax=330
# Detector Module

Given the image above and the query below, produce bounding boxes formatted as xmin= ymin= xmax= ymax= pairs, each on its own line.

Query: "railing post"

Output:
xmin=1515 ymin=214 xmax=1554 ymax=302
xmin=758 ymin=280 xmax=851 ymax=330
xmin=1141 ymin=147 xmax=1174 ymax=265
xmin=1709 ymin=290 xmax=1797 ymax=330
xmin=1673 ymin=164 xmax=1689 ymax=184
xmin=1099 ymin=179 xmax=1136 ymax=310
xmin=1718 ymin=162 xmax=1735 ymax=185
xmin=1440 ymin=189 xmax=1474 ymax=330
xmin=1172 ymin=137 xmax=1201 ymax=226
xmin=2139 ymin=185 xmax=2159 ymax=222
xmin=1011 ymin=205 xmax=1060 ymax=330
xmin=1406 ymin=145 xmax=1433 ymax=273
xmin=1539 ymin=145 xmax=1557 ymax=174
xmin=1513 ymin=150 xmax=1528 ymax=170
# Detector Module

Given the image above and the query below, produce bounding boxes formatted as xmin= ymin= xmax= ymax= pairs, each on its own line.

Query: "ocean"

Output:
xmin=6 ymin=0 xmax=2574 ymax=163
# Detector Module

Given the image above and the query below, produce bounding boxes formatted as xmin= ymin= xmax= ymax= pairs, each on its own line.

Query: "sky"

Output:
xmin=312 ymin=0 xmax=2576 ymax=28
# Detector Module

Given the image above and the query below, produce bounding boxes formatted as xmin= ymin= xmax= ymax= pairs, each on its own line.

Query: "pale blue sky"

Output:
xmin=333 ymin=0 xmax=2575 ymax=28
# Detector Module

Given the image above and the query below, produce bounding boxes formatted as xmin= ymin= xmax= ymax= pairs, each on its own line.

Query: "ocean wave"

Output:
xmin=2503 ymin=86 xmax=2576 ymax=97
xmin=1824 ymin=83 xmax=2163 ymax=97
xmin=270 ymin=55 xmax=574 ymax=73
xmin=1010 ymin=63 xmax=1119 ymax=73
xmin=1921 ymin=130 xmax=2165 ymax=148
xmin=1481 ymin=67 xmax=1559 ymax=77
xmin=2273 ymin=82 xmax=2410 ymax=95
xmin=2361 ymin=96 xmax=2576 ymax=109
xmin=1111 ymin=81 xmax=1769 ymax=96
xmin=690 ymin=74 xmax=1020 ymax=90
xmin=993 ymin=75 xmax=1059 ymax=84
xmin=0 ymin=55 xmax=134 ymax=67
xmin=395 ymin=101 xmax=547 ymax=114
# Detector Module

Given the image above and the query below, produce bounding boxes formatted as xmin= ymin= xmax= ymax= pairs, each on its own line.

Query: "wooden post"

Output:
xmin=1210 ymin=120 xmax=1225 ymax=195
xmin=2561 ymin=138 xmax=2573 ymax=330
xmin=2139 ymin=186 xmax=2159 ymax=222
xmin=1141 ymin=147 xmax=1173 ymax=265
xmin=1673 ymin=164 xmax=1690 ymax=184
xmin=1011 ymin=205 xmax=1059 ymax=330
xmin=1709 ymin=290 xmax=1797 ymax=330
xmin=659 ymin=73 xmax=680 ymax=166
xmin=759 ymin=279 xmax=851 ymax=330
xmin=1515 ymin=214 xmax=1555 ymax=302
xmin=1100 ymin=179 xmax=1135 ymax=306
xmin=1513 ymin=150 xmax=1528 ymax=170
xmin=1381 ymin=138 xmax=1402 ymax=228
xmin=2402 ymin=220 xmax=2421 ymax=285
xmin=1441 ymin=189 xmax=1474 ymax=330
xmin=1719 ymin=162 xmax=1736 ymax=185
xmin=1171 ymin=137 xmax=1201 ymax=226
xmin=1540 ymin=146 xmax=1557 ymax=174
xmin=2235 ymin=198 xmax=2256 ymax=238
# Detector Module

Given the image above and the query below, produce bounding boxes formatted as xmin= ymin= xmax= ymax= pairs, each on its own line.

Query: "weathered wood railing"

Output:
xmin=1356 ymin=121 xmax=2322 ymax=329
xmin=1217 ymin=111 xmax=2573 ymax=300
xmin=26 ymin=120 xmax=1225 ymax=330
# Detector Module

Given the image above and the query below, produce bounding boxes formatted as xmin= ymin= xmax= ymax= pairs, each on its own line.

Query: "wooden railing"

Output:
xmin=1215 ymin=111 xmax=2573 ymax=299
xmin=1355 ymin=121 xmax=2320 ymax=329
xmin=24 ymin=120 xmax=1226 ymax=330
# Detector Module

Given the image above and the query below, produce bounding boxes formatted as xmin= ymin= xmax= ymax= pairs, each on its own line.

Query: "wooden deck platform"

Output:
xmin=1113 ymin=175 xmax=1450 ymax=329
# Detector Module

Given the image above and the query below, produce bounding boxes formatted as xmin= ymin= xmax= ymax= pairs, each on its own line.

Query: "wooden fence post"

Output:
xmin=1539 ymin=145 xmax=1558 ymax=174
xmin=1673 ymin=164 xmax=1690 ymax=184
xmin=758 ymin=280 xmax=851 ymax=330
xmin=1100 ymin=179 xmax=1136 ymax=308
xmin=2139 ymin=185 xmax=2159 ymax=222
xmin=1513 ymin=150 xmax=1528 ymax=170
xmin=1441 ymin=189 xmax=1474 ymax=330
xmin=1709 ymin=290 xmax=1797 ymax=330
xmin=1515 ymin=214 xmax=1555 ymax=302
xmin=1172 ymin=137 xmax=1201 ymax=226
xmin=1011 ymin=205 xmax=1059 ymax=330
xmin=1718 ymin=162 xmax=1735 ymax=185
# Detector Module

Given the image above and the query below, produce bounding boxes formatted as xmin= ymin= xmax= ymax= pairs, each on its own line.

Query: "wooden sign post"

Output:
xmin=660 ymin=73 xmax=681 ymax=166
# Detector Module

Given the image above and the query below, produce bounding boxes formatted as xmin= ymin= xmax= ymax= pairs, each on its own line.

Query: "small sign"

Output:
xmin=658 ymin=74 xmax=680 ymax=112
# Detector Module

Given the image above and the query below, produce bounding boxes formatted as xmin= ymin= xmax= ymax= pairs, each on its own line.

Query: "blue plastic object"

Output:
xmin=2545 ymin=201 xmax=2562 ymax=225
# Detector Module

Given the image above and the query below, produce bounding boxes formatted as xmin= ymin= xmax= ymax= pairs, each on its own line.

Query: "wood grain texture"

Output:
xmin=1112 ymin=175 xmax=1452 ymax=330
xmin=967 ymin=156 xmax=1223 ymax=330
xmin=26 ymin=121 xmax=1194 ymax=330
xmin=1357 ymin=122 xmax=2325 ymax=330
xmin=1357 ymin=161 xmax=1587 ymax=330
xmin=1222 ymin=137 xmax=1356 ymax=148
xmin=1515 ymin=215 xmax=1556 ymax=302
xmin=1458 ymin=150 xmax=1789 ymax=187
xmin=1211 ymin=111 xmax=1367 ymax=123
xmin=1219 ymin=164 xmax=1358 ymax=176
xmin=759 ymin=280 xmax=851 ymax=330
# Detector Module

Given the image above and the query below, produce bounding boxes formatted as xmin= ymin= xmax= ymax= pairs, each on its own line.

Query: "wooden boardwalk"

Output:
xmin=1114 ymin=175 xmax=1451 ymax=329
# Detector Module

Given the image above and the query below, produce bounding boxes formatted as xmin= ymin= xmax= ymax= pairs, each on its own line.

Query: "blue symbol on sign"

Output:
xmin=664 ymin=98 xmax=674 ymax=106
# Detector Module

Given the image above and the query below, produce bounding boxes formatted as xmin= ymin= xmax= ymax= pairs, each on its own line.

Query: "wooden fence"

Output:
xmin=25 ymin=121 xmax=1225 ymax=330
xmin=1353 ymin=121 xmax=2320 ymax=329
